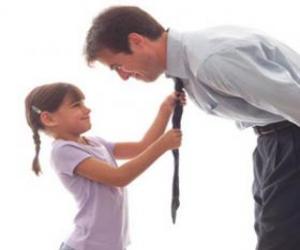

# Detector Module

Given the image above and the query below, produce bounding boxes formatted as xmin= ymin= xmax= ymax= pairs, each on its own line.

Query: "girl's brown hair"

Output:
xmin=25 ymin=82 xmax=84 ymax=176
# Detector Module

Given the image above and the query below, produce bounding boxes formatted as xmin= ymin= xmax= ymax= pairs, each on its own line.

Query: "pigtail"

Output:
xmin=32 ymin=128 xmax=42 ymax=176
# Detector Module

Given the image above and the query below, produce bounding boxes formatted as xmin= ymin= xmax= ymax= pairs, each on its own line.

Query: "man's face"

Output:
xmin=97 ymin=34 xmax=165 ymax=82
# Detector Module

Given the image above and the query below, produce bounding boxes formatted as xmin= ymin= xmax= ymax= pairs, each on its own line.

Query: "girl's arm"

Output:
xmin=113 ymin=92 xmax=186 ymax=159
xmin=74 ymin=129 xmax=182 ymax=187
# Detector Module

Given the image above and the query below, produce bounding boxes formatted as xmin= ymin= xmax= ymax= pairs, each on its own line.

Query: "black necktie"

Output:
xmin=171 ymin=77 xmax=184 ymax=223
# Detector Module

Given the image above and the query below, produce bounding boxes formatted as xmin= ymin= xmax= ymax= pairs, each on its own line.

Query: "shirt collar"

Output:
xmin=165 ymin=29 xmax=188 ymax=80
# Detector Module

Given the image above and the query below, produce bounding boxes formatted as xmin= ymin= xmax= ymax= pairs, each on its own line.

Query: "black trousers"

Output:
xmin=253 ymin=123 xmax=300 ymax=250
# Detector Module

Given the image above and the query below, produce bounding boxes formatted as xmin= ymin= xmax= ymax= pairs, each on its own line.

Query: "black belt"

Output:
xmin=254 ymin=121 xmax=295 ymax=136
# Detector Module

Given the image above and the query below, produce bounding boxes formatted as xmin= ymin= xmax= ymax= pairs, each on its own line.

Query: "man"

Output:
xmin=84 ymin=6 xmax=300 ymax=250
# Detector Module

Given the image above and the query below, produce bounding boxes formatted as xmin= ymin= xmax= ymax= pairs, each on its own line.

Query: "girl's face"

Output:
xmin=47 ymin=93 xmax=91 ymax=138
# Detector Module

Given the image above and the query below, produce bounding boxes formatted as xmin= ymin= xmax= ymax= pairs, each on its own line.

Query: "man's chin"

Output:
xmin=134 ymin=76 xmax=152 ymax=83
xmin=141 ymin=74 xmax=161 ymax=83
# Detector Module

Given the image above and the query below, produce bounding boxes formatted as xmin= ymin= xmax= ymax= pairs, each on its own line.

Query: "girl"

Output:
xmin=25 ymin=82 xmax=184 ymax=250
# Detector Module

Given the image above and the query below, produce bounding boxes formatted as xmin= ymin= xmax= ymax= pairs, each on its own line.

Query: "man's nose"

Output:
xmin=83 ymin=105 xmax=91 ymax=114
xmin=116 ymin=67 xmax=131 ymax=80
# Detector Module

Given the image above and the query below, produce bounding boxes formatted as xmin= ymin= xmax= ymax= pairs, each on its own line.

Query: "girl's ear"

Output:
xmin=40 ymin=112 xmax=58 ymax=127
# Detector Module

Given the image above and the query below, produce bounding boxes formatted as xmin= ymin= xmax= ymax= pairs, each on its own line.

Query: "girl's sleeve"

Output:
xmin=51 ymin=144 xmax=92 ymax=176
xmin=94 ymin=136 xmax=115 ymax=155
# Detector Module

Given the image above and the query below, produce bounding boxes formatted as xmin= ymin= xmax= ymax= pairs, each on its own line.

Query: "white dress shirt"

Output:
xmin=166 ymin=26 xmax=300 ymax=129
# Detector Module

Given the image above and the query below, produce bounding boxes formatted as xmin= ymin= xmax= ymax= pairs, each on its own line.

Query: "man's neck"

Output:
xmin=151 ymin=31 xmax=168 ymax=72
xmin=159 ymin=31 xmax=168 ymax=71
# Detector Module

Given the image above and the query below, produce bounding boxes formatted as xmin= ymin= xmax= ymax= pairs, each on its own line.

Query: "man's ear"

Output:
xmin=40 ymin=112 xmax=58 ymax=128
xmin=128 ymin=33 xmax=145 ymax=51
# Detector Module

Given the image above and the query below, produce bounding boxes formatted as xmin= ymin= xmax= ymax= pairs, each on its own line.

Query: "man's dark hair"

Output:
xmin=85 ymin=6 xmax=165 ymax=64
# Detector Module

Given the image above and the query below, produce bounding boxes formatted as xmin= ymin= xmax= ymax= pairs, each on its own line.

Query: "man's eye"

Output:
xmin=72 ymin=102 xmax=81 ymax=107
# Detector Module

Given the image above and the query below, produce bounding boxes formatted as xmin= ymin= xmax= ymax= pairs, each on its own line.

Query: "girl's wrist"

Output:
xmin=159 ymin=104 xmax=172 ymax=116
xmin=155 ymin=134 xmax=169 ymax=153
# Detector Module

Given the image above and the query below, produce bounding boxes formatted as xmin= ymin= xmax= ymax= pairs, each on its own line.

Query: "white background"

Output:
xmin=1 ymin=0 xmax=300 ymax=249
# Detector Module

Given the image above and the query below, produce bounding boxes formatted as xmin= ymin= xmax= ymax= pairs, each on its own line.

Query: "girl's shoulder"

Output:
xmin=51 ymin=138 xmax=80 ymax=150
xmin=85 ymin=136 xmax=115 ymax=156
xmin=87 ymin=136 xmax=110 ymax=146
xmin=51 ymin=136 xmax=112 ymax=151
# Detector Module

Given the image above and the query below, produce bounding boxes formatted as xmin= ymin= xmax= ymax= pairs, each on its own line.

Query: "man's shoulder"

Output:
xmin=184 ymin=25 xmax=264 ymax=38
xmin=182 ymin=26 xmax=269 ymax=60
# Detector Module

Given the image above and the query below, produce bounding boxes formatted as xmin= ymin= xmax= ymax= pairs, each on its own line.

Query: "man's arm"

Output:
xmin=201 ymin=47 xmax=300 ymax=126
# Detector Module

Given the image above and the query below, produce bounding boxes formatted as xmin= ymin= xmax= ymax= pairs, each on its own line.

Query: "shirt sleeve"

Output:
xmin=94 ymin=136 xmax=115 ymax=155
xmin=201 ymin=47 xmax=300 ymax=126
xmin=51 ymin=144 xmax=92 ymax=176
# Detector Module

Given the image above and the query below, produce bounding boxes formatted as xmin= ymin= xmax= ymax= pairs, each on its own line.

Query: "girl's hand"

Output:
xmin=159 ymin=129 xmax=182 ymax=150
xmin=160 ymin=91 xmax=186 ymax=114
